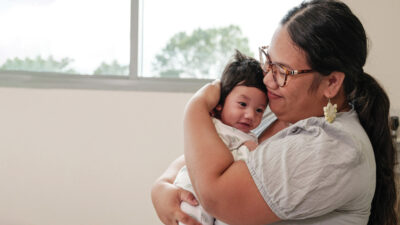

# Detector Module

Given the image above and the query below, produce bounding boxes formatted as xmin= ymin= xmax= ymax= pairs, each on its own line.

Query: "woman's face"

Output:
xmin=264 ymin=26 xmax=326 ymax=123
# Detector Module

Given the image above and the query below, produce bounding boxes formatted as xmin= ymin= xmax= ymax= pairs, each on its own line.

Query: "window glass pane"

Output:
xmin=0 ymin=0 xmax=130 ymax=76
xmin=142 ymin=0 xmax=302 ymax=79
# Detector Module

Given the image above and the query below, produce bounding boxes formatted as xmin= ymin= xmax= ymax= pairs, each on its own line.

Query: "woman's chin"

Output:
xmin=269 ymin=102 xmax=284 ymax=115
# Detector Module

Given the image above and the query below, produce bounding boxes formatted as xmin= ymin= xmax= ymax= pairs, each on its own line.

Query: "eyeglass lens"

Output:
xmin=260 ymin=50 xmax=286 ymax=87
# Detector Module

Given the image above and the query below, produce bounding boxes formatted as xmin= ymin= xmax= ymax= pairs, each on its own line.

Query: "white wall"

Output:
xmin=345 ymin=0 xmax=400 ymax=114
xmin=0 ymin=88 xmax=192 ymax=225
xmin=0 ymin=1 xmax=399 ymax=225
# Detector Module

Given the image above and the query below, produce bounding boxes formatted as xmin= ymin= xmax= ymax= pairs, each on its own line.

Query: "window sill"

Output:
xmin=0 ymin=71 xmax=210 ymax=93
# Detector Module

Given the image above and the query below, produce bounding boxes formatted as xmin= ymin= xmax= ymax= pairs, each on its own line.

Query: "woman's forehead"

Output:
xmin=269 ymin=26 xmax=310 ymax=69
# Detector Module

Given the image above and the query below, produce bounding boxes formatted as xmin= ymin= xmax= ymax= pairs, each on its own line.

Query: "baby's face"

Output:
xmin=219 ymin=85 xmax=267 ymax=133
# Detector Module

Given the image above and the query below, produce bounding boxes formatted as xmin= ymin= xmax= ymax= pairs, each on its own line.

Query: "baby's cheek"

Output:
xmin=253 ymin=116 xmax=263 ymax=128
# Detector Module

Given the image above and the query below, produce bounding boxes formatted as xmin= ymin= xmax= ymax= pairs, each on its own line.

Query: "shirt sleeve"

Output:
xmin=231 ymin=145 xmax=250 ymax=161
xmin=246 ymin=119 xmax=367 ymax=220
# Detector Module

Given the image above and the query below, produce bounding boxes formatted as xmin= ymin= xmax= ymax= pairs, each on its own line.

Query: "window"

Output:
xmin=142 ymin=0 xmax=302 ymax=80
xmin=0 ymin=0 xmax=302 ymax=91
xmin=0 ymin=0 xmax=130 ymax=76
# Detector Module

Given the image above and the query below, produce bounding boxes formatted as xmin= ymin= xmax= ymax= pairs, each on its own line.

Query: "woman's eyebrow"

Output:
xmin=277 ymin=62 xmax=293 ymax=70
xmin=268 ymin=53 xmax=293 ymax=70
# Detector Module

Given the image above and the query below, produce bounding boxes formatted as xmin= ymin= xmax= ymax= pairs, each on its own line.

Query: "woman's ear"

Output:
xmin=215 ymin=105 xmax=222 ymax=112
xmin=322 ymin=71 xmax=345 ymax=98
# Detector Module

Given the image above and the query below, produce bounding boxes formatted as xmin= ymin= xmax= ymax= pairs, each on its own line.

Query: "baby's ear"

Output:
xmin=211 ymin=104 xmax=223 ymax=118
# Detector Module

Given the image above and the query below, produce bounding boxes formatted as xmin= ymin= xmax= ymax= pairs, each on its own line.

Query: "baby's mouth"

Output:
xmin=236 ymin=122 xmax=252 ymax=131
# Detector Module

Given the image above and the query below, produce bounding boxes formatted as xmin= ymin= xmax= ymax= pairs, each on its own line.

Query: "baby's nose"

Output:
xmin=245 ymin=109 xmax=255 ymax=120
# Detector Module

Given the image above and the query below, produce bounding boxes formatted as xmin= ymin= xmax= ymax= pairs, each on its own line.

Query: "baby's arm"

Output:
xmin=243 ymin=140 xmax=258 ymax=151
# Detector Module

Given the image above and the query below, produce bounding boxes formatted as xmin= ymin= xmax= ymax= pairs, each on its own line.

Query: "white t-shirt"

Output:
xmin=212 ymin=117 xmax=257 ymax=161
xmin=175 ymin=117 xmax=257 ymax=194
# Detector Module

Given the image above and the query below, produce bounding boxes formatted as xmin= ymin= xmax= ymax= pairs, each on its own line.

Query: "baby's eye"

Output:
xmin=256 ymin=108 xmax=265 ymax=113
xmin=239 ymin=102 xmax=247 ymax=107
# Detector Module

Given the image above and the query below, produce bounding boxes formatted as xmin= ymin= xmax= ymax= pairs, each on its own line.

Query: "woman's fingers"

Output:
xmin=192 ymin=80 xmax=221 ymax=111
xmin=173 ymin=188 xmax=202 ymax=225
xmin=179 ymin=189 xmax=199 ymax=206
xmin=211 ymin=79 xmax=221 ymax=86
xmin=175 ymin=189 xmax=202 ymax=225
xmin=175 ymin=209 xmax=203 ymax=225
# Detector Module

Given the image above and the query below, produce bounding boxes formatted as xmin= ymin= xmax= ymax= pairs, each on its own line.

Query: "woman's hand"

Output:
xmin=151 ymin=181 xmax=202 ymax=225
xmin=191 ymin=80 xmax=221 ymax=112
xmin=151 ymin=156 xmax=202 ymax=225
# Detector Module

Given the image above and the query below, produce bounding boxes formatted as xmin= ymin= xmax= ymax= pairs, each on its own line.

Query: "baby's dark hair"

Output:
xmin=216 ymin=50 xmax=267 ymax=116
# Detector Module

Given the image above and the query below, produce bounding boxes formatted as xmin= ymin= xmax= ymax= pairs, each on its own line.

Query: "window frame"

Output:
xmin=0 ymin=0 xmax=210 ymax=92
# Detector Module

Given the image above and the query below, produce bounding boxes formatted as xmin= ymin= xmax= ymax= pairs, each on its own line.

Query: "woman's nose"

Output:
xmin=263 ymin=70 xmax=278 ymax=89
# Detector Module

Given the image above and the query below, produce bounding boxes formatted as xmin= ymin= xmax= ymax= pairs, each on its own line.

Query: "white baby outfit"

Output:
xmin=174 ymin=117 xmax=257 ymax=225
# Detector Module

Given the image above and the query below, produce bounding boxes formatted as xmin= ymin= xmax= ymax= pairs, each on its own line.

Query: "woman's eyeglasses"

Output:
xmin=259 ymin=46 xmax=314 ymax=87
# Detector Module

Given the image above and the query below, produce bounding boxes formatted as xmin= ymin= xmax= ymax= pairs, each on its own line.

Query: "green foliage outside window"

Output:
xmin=0 ymin=56 xmax=128 ymax=76
xmin=152 ymin=25 xmax=252 ymax=78
xmin=0 ymin=25 xmax=252 ymax=78
xmin=93 ymin=60 xmax=129 ymax=76
xmin=0 ymin=56 xmax=77 ymax=74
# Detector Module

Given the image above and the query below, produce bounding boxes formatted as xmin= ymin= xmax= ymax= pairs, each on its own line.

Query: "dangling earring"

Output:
xmin=323 ymin=99 xmax=337 ymax=123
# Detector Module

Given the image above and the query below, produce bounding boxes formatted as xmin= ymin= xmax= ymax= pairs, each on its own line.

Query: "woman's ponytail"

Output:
xmin=349 ymin=72 xmax=397 ymax=225
xmin=281 ymin=1 xmax=398 ymax=223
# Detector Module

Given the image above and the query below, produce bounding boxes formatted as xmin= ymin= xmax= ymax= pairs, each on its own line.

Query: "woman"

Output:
xmin=151 ymin=0 xmax=398 ymax=224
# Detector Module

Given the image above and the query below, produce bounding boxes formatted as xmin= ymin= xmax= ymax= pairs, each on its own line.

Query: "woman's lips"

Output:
xmin=268 ymin=91 xmax=281 ymax=99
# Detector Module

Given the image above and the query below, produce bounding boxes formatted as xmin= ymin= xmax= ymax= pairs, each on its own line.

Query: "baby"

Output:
xmin=174 ymin=50 xmax=268 ymax=225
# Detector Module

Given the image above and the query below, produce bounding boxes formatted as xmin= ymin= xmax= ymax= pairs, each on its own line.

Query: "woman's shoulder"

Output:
xmin=276 ymin=109 xmax=369 ymax=149
xmin=246 ymin=110 xmax=375 ymax=220
xmin=256 ymin=109 xmax=374 ymax=169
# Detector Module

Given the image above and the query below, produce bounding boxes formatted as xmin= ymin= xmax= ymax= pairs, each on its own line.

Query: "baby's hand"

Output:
xmin=244 ymin=141 xmax=258 ymax=151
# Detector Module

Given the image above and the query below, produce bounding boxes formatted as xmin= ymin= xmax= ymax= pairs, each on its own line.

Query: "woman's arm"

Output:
xmin=151 ymin=155 xmax=202 ymax=225
xmin=184 ymin=82 xmax=280 ymax=225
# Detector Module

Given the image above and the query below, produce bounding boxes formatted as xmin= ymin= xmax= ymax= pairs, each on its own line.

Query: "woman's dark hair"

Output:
xmin=215 ymin=50 xmax=267 ymax=118
xmin=281 ymin=0 xmax=397 ymax=224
